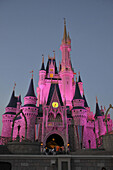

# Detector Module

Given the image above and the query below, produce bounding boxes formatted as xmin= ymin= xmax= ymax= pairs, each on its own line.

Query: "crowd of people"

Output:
xmin=43 ymin=146 xmax=67 ymax=155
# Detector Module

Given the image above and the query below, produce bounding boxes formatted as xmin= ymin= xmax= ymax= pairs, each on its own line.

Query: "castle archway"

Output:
xmin=46 ymin=134 xmax=64 ymax=149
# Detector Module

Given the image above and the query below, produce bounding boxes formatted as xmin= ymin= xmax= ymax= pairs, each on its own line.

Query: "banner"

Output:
xmin=35 ymin=124 xmax=40 ymax=140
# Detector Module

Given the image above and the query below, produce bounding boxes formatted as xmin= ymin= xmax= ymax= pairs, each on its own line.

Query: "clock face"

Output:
xmin=52 ymin=102 xmax=58 ymax=108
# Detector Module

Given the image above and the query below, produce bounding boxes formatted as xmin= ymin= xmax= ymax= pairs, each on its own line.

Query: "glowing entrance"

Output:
xmin=46 ymin=134 xmax=64 ymax=149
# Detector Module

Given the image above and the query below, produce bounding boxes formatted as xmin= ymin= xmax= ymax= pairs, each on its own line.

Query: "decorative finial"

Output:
xmin=76 ymin=76 xmax=77 ymax=82
xmin=63 ymin=18 xmax=67 ymax=41
xmin=53 ymin=50 xmax=55 ymax=59
xmin=96 ymin=96 xmax=98 ymax=103
xmin=67 ymin=32 xmax=71 ymax=40
xmin=30 ymin=70 xmax=33 ymax=79
xmin=64 ymin=18 xmax=66 ymax=25
xmin=48 ymin=55 xmax=50 ymax=59
xmin=42 ymin=54 xmax=44 ymax=63
xmin=13 ymin=82 xmax=16 ymax=91
xmin=78 ymin=71 xmax=80 ymax=76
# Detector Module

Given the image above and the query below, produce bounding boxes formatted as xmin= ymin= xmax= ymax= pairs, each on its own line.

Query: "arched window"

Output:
xmin=88 ymin=140 xmax=91 ymax=149
xmin=56 ymin=113 xmax=62 ymax=122
xmin=48 ymin=113 xmax=54 ymax=122
xmin=101 ymin=167 xmax=106 ymax=170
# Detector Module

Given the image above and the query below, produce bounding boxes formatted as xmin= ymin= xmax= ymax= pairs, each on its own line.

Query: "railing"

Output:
xmin=47 ymin=122 xmax=63 ymax=127
xmin=0 ymin=136 xmax=11 ymax=145
xmin=0 ymin=136 xmax=32 ymax=145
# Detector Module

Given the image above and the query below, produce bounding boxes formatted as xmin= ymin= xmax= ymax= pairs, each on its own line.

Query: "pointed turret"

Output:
xmin=7 ymin=90 xmax=18 ymax=108
xmin=47 ymin=83 xmax=63 ymax=106
xmin=25 ymin=78 xmax=36 ymax=98
xmin=78 ymin=72 xmax=82 ymax=82
xmin=60 ymin=19 xmax=72 ymax=72
xmin=46 ymin=56 xmax=58 ymax=76
xmin=23 ymin=76 xmax=37 ymax=109
xmin=95 ymin=97 xmax=102 ymax=118
xmin=83 ymin=93 xmax=89 ymax=107
xmin=73 ymin=82 xmax=83 ymax=100
xmin=40 ymin=55 xmax=45 ymax=70
xmin=78 ymin=72 xmax=83 ymax=96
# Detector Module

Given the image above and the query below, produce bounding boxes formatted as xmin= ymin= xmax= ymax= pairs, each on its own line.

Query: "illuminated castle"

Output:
xmin=1 ymin=20 xmax=113 ymax=151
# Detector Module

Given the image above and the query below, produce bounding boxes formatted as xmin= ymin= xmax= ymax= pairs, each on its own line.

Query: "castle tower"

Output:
xmin=95 ymin=97 xmax=105 ymax=137
xmin=22 ymin=77 xmax=38 ymax=141
xmin=37 ymin=56 xmax=46 ymax=105
xmin=78 ymin=72 xmax=83 ymax=96
xmin=72 ymin=82 xmax=87 ymax=149
xmin=1 ymin=88 xmax=18 ymax=137
xmin=60 ymin=19 xmax=74 ymax=105
xmin=16 ymin=95 xmax=21 ymax=114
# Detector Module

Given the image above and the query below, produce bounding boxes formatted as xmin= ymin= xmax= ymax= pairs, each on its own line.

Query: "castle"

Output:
xmin=1 ymin=20 xmax=113 ymax=152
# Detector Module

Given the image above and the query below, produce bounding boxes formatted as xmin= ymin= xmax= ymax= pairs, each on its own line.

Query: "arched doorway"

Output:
xmin=46 ymin=134 xmax=64 ymax=149
xmin=0 ymin=162 xmax=11 ymax=170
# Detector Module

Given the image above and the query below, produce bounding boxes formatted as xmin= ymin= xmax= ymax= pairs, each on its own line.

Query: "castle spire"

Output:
xmin=78 ymin=72 xmax=82 ymax=82
xmin=53 ymin=50 xmax=55 ymax=59
xmin=25 ymin=78 xmax=36 ymax=97
xmin=73 ymin=82 xmax=83 ymax=100
xmin=95 ymin=97 xmax=102 ymax=118
xmin=62 ymin=18 xmax=67 ymax=42
xmin=83 ymin=92 xmax=89 ymax=107
xmin=40 ymin=55 xmax=45 ymax=70
xmin=7 ymin=86 xmax=18 ymax=108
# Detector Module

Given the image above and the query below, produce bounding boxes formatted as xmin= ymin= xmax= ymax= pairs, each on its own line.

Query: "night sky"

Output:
xmin=0 ymin=0 xmax=113 ymax=133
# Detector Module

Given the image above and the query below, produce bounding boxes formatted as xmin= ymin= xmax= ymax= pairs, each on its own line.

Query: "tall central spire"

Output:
xmin=62 ymin=18 xmax=67 ymax=42
xmin=60 ymin=19 xmax=72 ymax=71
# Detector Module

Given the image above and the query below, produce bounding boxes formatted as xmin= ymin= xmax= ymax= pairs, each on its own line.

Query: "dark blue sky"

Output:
xmin=0 ymin=0 xmax=113 ymax=133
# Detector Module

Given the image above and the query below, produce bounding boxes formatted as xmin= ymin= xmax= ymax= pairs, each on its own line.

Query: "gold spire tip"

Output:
xmin=53 ymin=50 xmax=55 ymax=59
xmin=13 ymin=82 xmax=16 ymax=91
xmin=76 ymin=76 xmax=77 ymax=82
xmin=64 ymin=18 xmax=66 ymax=25
xmin=96 ymin=96 xmax=98 ymax=103
xmin=42 ymin=55 xmax=44 ymax=63
xmin=78 ymin=71 xmax=80 ymax=76
xmin=30 ymin=70 xmax=33 ymax=79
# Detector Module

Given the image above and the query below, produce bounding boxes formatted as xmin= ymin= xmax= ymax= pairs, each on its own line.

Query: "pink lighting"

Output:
xmin=1 ymin=20 xmax=113 ymax=151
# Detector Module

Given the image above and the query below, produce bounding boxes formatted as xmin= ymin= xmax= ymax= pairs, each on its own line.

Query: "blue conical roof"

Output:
xmin=40 ymin=63 xmax=45 ymax=70
xmin=25 ymin=78 xmax=36 ymax=97
xmin=7 ymin=90 xmax=18 ymax=108
xmin=78 ymin=75 xmax=82 ymax=82
xmin=73 ymin=82 xmax=83 ymax=100
xmin=95 ymin=101 xmax=102 ymax=118
xmin=47 ymin=83 xmax=63 ymax=106
xmin=83 ymin=94 xmax=89 ymax=107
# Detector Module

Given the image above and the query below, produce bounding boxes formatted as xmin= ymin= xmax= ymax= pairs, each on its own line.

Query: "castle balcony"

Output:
xmin=47 ymin=122 xmax=63 ymax=127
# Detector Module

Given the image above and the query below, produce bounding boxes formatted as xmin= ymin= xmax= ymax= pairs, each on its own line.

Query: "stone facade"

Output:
xmin=0 ymin=154 xmax=113 ymax=170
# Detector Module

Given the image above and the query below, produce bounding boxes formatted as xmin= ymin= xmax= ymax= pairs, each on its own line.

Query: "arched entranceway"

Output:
xmin=46 ymin=134 xmax=64 ymax=149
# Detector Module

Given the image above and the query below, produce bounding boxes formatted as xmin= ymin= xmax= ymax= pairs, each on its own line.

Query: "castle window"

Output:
xmin=48 ymin=113 xmax=54 ymax=122
xmin=88 ymin=140 xmax=91 ymax=149
xmin=50 ymin=69 xmax=53 ymax=72
xmin=56 ymin=113 xmax=62 ymax=122
xmin=50 ymin=74 xmax=53 ymax=78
